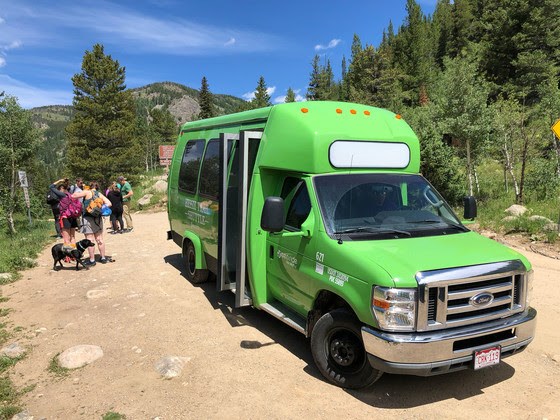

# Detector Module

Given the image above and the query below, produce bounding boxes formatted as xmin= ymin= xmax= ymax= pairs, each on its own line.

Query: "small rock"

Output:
xmin=502 ymin=215 xmax=517 ymax=223
xmin=138 ymin=194 xmax=153 ymax=207
xmin=35 ymin=328 xmax=47 ymax=333
xmin=154 ymin=356 xmax=191 ymax=379
xmin=1 ymin=343 xmax=26 ymax=358
xmin=552 ymin=354 xmax=560 ymax=363
xmin=11 ymin=411 xmax=34 ymax=420
xmin=86 ymin=290 xmax=108 ymax=299
xmin=0 ymin=273 xmax=11 ymax=280
xmin=57 ymin=345 xmax=104 ymax=369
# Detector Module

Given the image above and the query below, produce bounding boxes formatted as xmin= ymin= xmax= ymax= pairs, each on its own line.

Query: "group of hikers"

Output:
xmin=47 ymin=176 xmax=134 ymax=267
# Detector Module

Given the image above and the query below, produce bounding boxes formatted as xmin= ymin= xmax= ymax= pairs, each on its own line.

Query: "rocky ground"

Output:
xmin=1 ymin=211 xmax=559 ymax=419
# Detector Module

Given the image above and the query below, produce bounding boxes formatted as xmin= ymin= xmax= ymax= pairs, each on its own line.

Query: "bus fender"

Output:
xmin=182 ymin=232 xmax=207 ymax=270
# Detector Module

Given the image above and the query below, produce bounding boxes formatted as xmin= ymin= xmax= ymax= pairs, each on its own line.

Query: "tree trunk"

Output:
xmin=474 ymin=166 xmax=480 ymax=194
xmin=466 ymin=139 xmax=474 ymax=196
xmin=517 ymin=130 xmax=530 ymax=205
xmin=553 ymin=133 xmax=560 ymax=178
xmin=503 ymin=138 xmax=519 ymax=197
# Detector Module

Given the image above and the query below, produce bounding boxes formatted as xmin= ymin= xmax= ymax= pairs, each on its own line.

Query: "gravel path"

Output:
xmin=2 ymin=211 xmax=559 ymax=419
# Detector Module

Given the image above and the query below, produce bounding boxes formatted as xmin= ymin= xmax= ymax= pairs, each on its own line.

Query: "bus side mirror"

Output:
xmin=261 ymin=197 xmax=285 ymax=233
xmin=463 ymin=196 xmax=477 ymax=220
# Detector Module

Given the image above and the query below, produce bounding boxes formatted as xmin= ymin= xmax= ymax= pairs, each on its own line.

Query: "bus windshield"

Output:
xmin=313 ymin=173 xmax=466 ymax=239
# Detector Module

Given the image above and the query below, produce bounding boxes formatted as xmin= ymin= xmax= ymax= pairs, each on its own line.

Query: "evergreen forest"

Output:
xmin=1 ymin=0 xmax=560 ymax=241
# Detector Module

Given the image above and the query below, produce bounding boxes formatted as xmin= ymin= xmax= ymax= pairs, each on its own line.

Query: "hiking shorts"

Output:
xmin=60 ymin=217 xmax=79 ymax=229
xmin=80 ymin=215 xmax=103 ymax=235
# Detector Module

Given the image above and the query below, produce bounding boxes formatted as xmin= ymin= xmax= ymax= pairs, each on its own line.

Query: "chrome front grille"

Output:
xmin=416 ymin=261 xmax=527 ymax=332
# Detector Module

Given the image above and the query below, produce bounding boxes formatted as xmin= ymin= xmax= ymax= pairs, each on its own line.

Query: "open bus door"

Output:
xmin=217 ymin=130 xmax=262 ymax=307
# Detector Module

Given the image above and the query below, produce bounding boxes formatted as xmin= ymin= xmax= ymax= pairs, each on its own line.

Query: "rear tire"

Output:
xmin=183 ymin=242 xmax=209 ymax=284
xmin=311 ymin=308 xmax=382 ymax=389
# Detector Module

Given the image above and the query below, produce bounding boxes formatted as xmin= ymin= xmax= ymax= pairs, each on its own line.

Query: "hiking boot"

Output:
xmin=127 ymin=228 xmax=134 ymax=233
xmin=83 ymin=259 xmax=96 ymax=267
xmin=100 ymin=257 xmax=112 ymax=264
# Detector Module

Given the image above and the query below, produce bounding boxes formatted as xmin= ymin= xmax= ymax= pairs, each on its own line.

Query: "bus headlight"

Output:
xmin=372 ymin=287 xmax=416 ymax=331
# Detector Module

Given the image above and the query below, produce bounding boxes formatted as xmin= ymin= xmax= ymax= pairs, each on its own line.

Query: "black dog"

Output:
xmin=51 ymin=239 xmax=95 ymax=271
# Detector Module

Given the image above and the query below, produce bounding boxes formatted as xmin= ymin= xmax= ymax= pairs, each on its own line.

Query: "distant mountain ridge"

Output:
xmin=31 ymin=81 xmax=246 ymax=126
xmin=30 ymin=81 xmax=246 ymax=181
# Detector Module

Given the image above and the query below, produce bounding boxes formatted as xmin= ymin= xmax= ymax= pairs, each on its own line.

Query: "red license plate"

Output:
xmin=474 ymin=346 xmax=501 ymax=370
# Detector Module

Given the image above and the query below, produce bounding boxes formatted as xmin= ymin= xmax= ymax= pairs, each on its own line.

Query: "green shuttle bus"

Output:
xmin=167 ymin=101 xmax=536 ymax=389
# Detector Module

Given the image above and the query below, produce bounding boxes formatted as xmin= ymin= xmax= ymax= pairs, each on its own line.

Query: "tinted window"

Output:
xmin=285 ymin=181 xmax=311 ymax=230
xmin=199 ymin=140 xmax=220 ymax=198
xmin=178 ymin=140 xmax=204 ymax=193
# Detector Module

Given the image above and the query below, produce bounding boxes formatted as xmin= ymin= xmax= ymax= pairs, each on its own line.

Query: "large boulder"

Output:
xmin=153 ymin=180 xmax=168 ymax=193
xmin=504 ymin=204 xmax=528 ymax=217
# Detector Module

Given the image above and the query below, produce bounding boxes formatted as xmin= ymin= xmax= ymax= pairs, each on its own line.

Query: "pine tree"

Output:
xmin=198 ymin=76 xmax=215 ymax=119
xmin=251 ymin=76 xmax=271 ymax=108
xmin=306 ymin=55 xmax=322 ymax=100
xmin=66 ymin=44 xmax=140 ymax=186
xmin=285 ymin=88 xmax=296 ymax=103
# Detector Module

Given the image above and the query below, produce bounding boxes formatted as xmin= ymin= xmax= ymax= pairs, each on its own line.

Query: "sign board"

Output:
xmin=552 ymin=118 xmax=560 ymax=140
xmin=18 ymin=170 xmax=28 ymax=187
xmin=159 ymin=145 xmax=175 ymax=166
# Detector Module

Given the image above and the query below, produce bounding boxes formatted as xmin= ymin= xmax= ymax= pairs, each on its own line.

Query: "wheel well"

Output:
xmin=307 ymin=290 xmax=353 ymax=336
xmin=181 ymin=238 xmax=192 ymax=256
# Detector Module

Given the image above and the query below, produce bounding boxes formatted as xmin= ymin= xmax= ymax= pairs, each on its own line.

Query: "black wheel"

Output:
xmin=183 ymin=242 xmax=209 ymax=284
xmin=311 ymin=309 xmax=382 ymax=389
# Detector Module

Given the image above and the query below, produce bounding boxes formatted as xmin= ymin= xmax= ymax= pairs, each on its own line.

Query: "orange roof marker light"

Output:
xmin=364 ymin=110 xmax=371 ymax=116
xmin=395 ymin=114 xmax=402 ymax=120
xmin=336 ymin=108 xmax=343 ymax=114
xmin=350 ymin=109 xmax=357 ymax=115
xmin=301 ymin=108 xmax=309 ymax=113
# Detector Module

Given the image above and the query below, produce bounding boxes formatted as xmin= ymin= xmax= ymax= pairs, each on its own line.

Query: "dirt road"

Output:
xmin=3 ymin=211 xmax=559 ymax=419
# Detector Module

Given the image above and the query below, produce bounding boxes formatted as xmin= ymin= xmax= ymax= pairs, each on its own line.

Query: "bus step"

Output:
xmin=260 ymin=302 xmax=306 ymax=335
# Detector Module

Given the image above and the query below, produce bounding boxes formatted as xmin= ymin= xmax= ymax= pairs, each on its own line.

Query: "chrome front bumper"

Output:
xmin=361 ymin=307 xmax=537 ymax=376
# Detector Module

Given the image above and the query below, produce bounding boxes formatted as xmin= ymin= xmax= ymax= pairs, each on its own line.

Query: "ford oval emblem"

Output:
xmin=470 ymin=292 xmax=494 ymax=308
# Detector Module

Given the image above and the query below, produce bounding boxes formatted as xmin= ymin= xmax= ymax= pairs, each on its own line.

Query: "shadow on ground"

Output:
xmin=164 ymin=252 xmax=516 ymax=407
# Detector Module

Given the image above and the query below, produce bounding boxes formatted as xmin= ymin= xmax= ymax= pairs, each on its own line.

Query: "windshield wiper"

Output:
xmin=408 ymin=219 xmax=469 ymax=232
xmin=334 ymin=227 xmax=411 ymax=237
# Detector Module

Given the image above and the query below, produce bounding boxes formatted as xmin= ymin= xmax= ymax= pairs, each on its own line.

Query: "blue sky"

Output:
xmin=0 ymin=0 xmax=437 ymax=108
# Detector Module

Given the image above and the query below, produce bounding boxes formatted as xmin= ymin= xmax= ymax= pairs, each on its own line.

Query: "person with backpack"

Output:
xmin=47 ymin=180 xmax=63 ymax=239
xmin=72 ymin=181 xmax=112 ymax=266
xmin=107 ymin=182 xmax=124 ymax=234
xmin=50 ymin=178 xmax=81 ymax=251
xmin=117 ymin=176 xmax=134 ymax=232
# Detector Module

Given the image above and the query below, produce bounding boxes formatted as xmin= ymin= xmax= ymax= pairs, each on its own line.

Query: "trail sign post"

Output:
xmin=552 ymin=118 xmax=560 ymax=140
xmin=18 ymin=170 xmax=32 ymax=225
xmin=159 ymin=145 xmax=175 ymax=167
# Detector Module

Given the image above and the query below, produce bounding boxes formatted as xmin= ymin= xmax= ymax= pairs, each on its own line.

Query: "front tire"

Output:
xmin=183 ymin=242 xmax=209 ymax=284
xmin=311 ymin=309 xmax=382 ymax=389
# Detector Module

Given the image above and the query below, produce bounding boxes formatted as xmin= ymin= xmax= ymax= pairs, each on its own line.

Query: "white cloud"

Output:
xmin=0 ymin=74 xmax=73 ymax=108
xmin=0 ymin=17 xmax=5 ymax=24
xmin=314 ymin=38 xmax=341 ymax=51
xmin=0 ymin=1 xmax=284 ymax=55
xmin=0 ymin=56 xmax=5 ymax=67
xmin=242 ymin=86 xmax=276 ymax=102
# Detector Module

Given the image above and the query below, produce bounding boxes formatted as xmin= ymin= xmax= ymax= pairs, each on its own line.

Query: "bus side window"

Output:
xmin=281 ymin=177 xmax=311 ymax=231
xmin=199 ymin=139 xmax=220 ymax=199
xmin=178 ymin=139 xmax=205 ymax=194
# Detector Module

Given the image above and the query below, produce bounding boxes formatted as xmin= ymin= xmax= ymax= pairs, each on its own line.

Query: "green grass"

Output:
xmin=102 ymin=411 xmax=126 ymax=420
xmin=47 ymin=355 xmax=70 ymax=378
xmin=0 ymin=218 xmax=53 ymax=275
